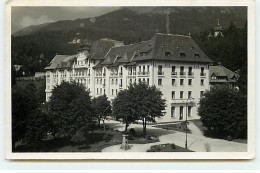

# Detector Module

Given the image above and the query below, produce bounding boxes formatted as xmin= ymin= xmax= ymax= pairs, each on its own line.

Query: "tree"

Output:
xmin=113 ymin=82 xmax=166 ymax=136
xmin=112 ymin=89 xmax=137 ymax=132
xmin=92 ymin=94 xmax=112 ymax=129
xmin=12 ymin=83 xmax=38 ymax=150
xmin=198 ymin=85 xmax=247 ymax=139
xmin=25 ymin=107 xmax=49 ymax=144
xmin=47 ymin=81 xmax=94 ymax=141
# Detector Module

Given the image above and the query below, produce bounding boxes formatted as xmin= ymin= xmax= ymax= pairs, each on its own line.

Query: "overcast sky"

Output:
xmin=11 ymin=7 xmax=121 ymax=34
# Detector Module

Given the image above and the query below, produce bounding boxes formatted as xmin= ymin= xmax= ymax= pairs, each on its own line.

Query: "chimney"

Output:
xmin=166 ymin=14 xmax=170 ymax=34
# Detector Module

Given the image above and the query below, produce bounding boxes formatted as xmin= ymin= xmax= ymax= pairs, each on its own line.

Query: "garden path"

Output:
xmin=102 ymin=120 xmax=247 ymax=152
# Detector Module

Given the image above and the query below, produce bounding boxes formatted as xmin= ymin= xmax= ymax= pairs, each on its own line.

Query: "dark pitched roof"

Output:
xmin=45 ymin=55 xmax=69 ymax=70
xmin=209 ymin=65 xmax=239 ymax=83
xmin=144 ymin=33 xmax=212 ymax=62
xmin=96 ymin=33 xmax=212 ymax=68
xmin=89 ymin=38 xmax=123 ymax=60
xmin=60 ymin=55 xmax=77 ymax=68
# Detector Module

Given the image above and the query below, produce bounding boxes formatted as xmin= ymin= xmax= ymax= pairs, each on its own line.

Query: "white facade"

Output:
xmin=45 ymin=33 xmax=212 ymax=122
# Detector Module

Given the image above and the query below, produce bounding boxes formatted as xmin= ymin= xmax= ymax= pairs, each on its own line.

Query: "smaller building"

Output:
xmin=209 ymin=63 xmax=239 ymax=88
xmin=35 ymin=72 xmax=46 ymax=78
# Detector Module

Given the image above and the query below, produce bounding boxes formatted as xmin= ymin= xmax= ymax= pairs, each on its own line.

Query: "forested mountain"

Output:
xmin=11 ymin=7 xmax=247 ymax=77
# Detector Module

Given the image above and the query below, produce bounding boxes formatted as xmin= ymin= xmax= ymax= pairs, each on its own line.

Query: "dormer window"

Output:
xmin=180 ymin=53 xmax=186 ymax=57
xmin=165 ymin=52 xmax=171 ymax=56
xmin=140 ymin=52 xmax=146 ymax=56
xmin=211 ymin=74 xmax=217 ymax=80
xmin=194 ymin=54 xmax=200 ymax=58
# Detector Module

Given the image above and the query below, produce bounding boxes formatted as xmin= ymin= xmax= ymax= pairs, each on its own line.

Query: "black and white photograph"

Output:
xmin=5 ymin=0 xmax=255 ymax=160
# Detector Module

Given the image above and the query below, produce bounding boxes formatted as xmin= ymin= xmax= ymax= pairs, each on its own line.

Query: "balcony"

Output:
xmin=171 ymin=72 xmax=177 ymax=76
xmin=138 ymin=71 xmax=150 ymax=76
xmin=170 ymin=98 xmax=195 ymax=104
xmin=200 ymin=72 xmax=206 ymax=77
xmin=110 ymin=72 xmax=118 ymax=76
xmin=179 ymin=72 xmax=186 ymax=77
xmin=157 ymin=71 xmax=164 ymax=76
xmin=188 ymin=72 xmax=194 ymax=77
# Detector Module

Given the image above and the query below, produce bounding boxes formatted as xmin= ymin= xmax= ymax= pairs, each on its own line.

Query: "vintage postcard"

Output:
xmin=5 ymin=0 xmax=255 ymax=159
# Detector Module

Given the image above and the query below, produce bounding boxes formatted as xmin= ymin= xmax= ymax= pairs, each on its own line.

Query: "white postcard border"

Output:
xmin=5 ymin=0 xmax=256 ymax=160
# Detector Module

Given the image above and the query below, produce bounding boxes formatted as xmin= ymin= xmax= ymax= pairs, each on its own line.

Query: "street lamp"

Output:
xmin=185 ymin=97 xmax=194 ymax=149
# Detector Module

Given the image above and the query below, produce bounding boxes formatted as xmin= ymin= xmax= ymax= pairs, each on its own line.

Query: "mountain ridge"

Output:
xmin=13 ymin=7 xmax=247 ymax=37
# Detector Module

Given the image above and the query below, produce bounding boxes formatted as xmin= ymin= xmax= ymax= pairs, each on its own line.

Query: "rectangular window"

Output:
xmin=171 ymin=106 xmax=175 ymax=118
xmin=143 ymin=65 xmax=145 ymax=72
xmin=158 ymin=78 xmax=162 ymax=86
xmin=180 ymin=91 xmax=184 ymax=99
xmin=188 ymin=91 xmax=192 ymax=98
xmin=104 ymin=89 xmax=106 ymax=95
xmin=97 ymin=88 xmax=99 ymax=94
xmin=100 ymin=88 xmax=102 ymax=94
xmin=112 ymin=79 xmax=114 ymax=85
xmin=165 ymin=52 xmax=171 ymax=56
xmin=180 ymin=66 xmax=184 ymax=75
xmin=188 ymin=106 xmax=192 ymax=117
xmin=201 ymin=79 xmax=204 ymax=85
xmin=116 ymin=89 xmax=118 ymax=95
xmin=172 ymin=66 xmax=176 ymax=72
xmin=172 ymin=91 xmax=175 ymax=99
xmin=200 ymin=91 xmax=204 ymax=98
xmin=147 ymin=78 xmax=149 ymax=85
xmin=115 ymin=79 xmax=118 ymax=85
xmin=112 ymin=89 xmax=114 ymax=96
xmin=120 ymin=79 xmax=123 ymax=87
xmin=158 ymin=65 xmax=163 ymax=75
xmin=147 ymin=65 xmax=150 ymax=72
xmin=172 ymin=79 xmax=176 ymax=86
xmin=133 ymin=67 xmax=136 ymax=75
xmin=130 ymin=79 xmax=132 ymax=84
xmin=139 ymin=66 xmax=141 ymax=72
xmin=188 ymin=67 xmax=193 ymax=76
xmin=180 ymin=79 xmax=184 ymax=86
xmin=188 ymin=79 xmax=192 ymax=85
xmin=201 ymin=67 xmax=205 ymax=76
xmin=180 ymin=106 xmax=183 ymax=120
xmin=180 ymin=53 xmax=186 ymax=57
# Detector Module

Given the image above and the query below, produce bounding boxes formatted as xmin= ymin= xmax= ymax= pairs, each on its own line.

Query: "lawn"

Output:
xmin=153 ymin=122 xmax=191 ymax=134
xmin=14 ymin=126 xmax=160 ymax=152
xmin=191 ymin=119 xmax=248 ymax=144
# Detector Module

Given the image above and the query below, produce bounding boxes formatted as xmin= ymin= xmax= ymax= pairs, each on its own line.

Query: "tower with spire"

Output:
xmin=214 ymin=19 xmax=224 ymax=37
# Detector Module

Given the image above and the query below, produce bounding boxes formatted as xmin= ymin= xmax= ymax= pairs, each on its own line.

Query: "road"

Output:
xmin=102 ymin=120 xmax=247 ymax=152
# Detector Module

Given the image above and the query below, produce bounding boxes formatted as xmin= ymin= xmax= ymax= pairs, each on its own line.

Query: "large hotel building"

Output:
xmin=45 ymin=33 xmax=237 ymax=122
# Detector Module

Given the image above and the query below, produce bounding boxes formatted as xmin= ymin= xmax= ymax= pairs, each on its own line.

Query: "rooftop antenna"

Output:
xmin=166 ymin=13 xmax=170 ymax=34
